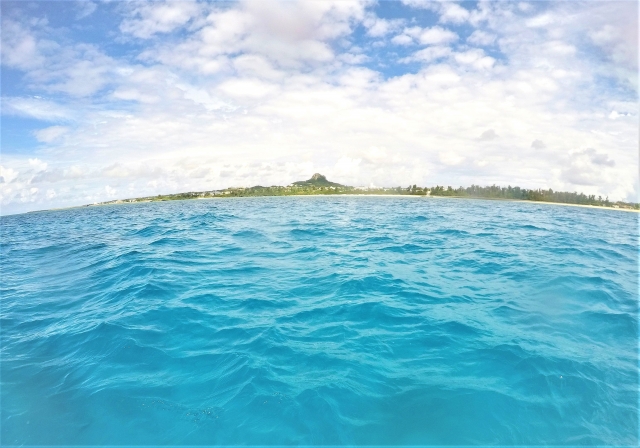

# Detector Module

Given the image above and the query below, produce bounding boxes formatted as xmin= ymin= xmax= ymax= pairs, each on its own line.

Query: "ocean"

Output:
xmin=1 ymin=196 xmax=637 ymax=445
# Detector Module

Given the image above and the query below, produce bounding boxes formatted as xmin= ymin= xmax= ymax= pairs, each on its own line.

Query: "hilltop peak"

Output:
xmin=293 ymin=173 xmax=344 ymax=188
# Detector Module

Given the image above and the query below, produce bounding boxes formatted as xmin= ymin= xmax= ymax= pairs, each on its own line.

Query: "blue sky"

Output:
xmin=1 ymin=0 xmax=638 ymax=214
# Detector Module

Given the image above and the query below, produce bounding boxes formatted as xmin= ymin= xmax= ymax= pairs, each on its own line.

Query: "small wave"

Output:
xmin=434 ymin=228 xmax=470 ymax=237
xmin=1 ymin=197 xmax=636 ymax=445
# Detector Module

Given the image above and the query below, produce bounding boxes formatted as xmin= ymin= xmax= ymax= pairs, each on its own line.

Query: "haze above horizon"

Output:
xmin=1 ymin=0 xmax=638 ymax=215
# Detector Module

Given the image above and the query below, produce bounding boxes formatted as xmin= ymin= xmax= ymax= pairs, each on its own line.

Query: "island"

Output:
xmin=92 ymin=173 xmax=639 ymax=211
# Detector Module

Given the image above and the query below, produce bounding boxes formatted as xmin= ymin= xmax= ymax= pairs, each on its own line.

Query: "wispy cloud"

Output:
xmin=3 ymin=97 xmax=75 ymax=122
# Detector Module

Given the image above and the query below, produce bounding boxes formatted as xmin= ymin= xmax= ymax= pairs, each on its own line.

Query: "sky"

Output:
xmin=1 ymin=0 xmax=638 ymax=215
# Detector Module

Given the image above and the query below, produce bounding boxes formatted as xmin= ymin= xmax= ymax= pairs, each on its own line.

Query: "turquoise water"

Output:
xmin=1 ymin=197 xmax=637 ymax=445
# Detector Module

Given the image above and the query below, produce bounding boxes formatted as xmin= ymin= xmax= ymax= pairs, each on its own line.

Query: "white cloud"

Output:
xmin=28 ymin=158 xmax=48 ymax=172
xmin=232 ymin=54 xmax=284 ymax=80
xmin=608 ymin=110 xmax=633 ymax=120
xmin=391 ymin=26 xmax=423 ymax=45
xmin=34 ymin=126 xmax=69 ymax=143
xmin=403 ymin=26 xmax=423 ymax=39
xmin=400 ymin=0 xmax=434 ymax=10
xmin=41 ymin=45 xmax=119 ymax=97
xmin=439 ymin=3 xmax=470 ymax=24
xmin=120 ymin=0 xmax=202 ymax=39
xmin=439 ymin=151 xmax=464 ymax=166
xmin=338 ymin=52 xmax=370 ymax=65
xmin=242 ymin=0 xmax=367 ymax=41
xmin=391 ymin=34 xmax=414 ymax=46
xmin=76 ymin=1 xmax=97 ymax=20
xmin=135 ymin=0 xmax=368 ymax=71
xmin=2 ymin=97 xmax=74 ymax=122
xmin=587 ymin=4 xmax=638 ymax=89
xmin=400 ymin=46 xmax=451 ymax=63
xmin=526 ymin=13 xmax=555 ymax=28
xmin=0 ymin=166 xmax=19 ymax=184
xmin=2 ymin=17 xmax=121 ymax=98
xmin=400 ymin=1 xmax=469 ymax=25
xmin=518 ymin=3 xmax=534 ymax=13
xmin=334 ymin=156 xmax=362 ymax=178
xmin=454 ymin=49 xmax=495 ymax=70
xmin=363 ymin=15 xmax=404 ymax=37
xmin=0 ymin=18 xmax=46 ymax=70
xmin=112 ymin=88 xmax=159 ymax=104
xmin=467 ymin=30 xmax=496 ymax=46
xmin=543 ymin=41 xmax=576 ymax=56
xmin=217 ymin=78 xmax=279 ymax=99
xmin=418 ymin=26 xmax=458 ymax=45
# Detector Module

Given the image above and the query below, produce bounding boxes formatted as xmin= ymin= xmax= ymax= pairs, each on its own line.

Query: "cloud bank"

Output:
xmin=1 ymin=0 xmax=638 ymax=214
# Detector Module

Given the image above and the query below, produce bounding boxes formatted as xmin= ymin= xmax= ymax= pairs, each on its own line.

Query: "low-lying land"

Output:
xmin=92 ymin=173 xmax=639 ymax=211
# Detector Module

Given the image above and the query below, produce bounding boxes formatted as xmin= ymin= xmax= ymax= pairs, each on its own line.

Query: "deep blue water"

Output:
xmin=1 ymin=197 xmax=638 ymax=446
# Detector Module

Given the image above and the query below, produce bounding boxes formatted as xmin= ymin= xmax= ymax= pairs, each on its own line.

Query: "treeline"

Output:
xmin=98 ymin=183 xmax=638 ymax=210
xmin=227 ymin=185 xmax=352 ymax=197
xmin=425 ymin=184 xmax=638 ymax=209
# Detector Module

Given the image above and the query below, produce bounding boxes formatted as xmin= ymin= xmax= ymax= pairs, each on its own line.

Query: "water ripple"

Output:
xmin=1 ymin=197 xmax=637 ymax=445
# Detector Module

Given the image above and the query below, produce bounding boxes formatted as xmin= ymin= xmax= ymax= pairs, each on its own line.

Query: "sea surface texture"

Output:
xmin=1 ymin=197 xmax=638 ymax=445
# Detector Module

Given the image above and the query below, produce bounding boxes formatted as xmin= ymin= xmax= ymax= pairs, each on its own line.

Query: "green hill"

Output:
xmin=292 ymin=173 xmax=344 ymax=188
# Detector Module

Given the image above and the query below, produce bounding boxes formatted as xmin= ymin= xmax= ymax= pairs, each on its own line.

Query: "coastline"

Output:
xmin=8 ymin=193 xmax=638 ymax=217
xmin=119 ymin=193 xmax=640 ymax=213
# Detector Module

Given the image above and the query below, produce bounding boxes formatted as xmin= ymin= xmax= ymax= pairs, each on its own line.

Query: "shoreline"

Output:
xmin=96 ymin=193 xmax=640 ymax=213
xmin=6 ymin=193 xmax=638 ymax=217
